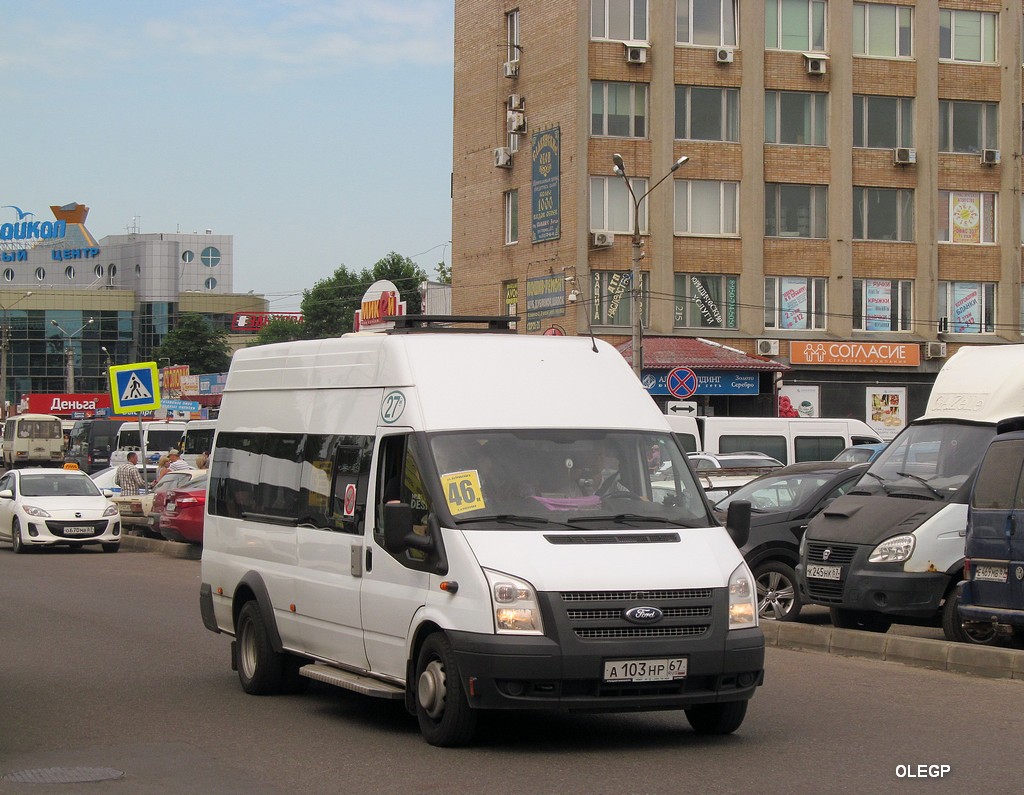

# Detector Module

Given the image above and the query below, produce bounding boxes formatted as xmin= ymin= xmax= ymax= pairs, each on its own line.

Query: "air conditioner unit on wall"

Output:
xmin=624 ymin=42 xmax=648 ymax=63
xmin=494 ymin=147 xmax=513 ymax=169
xmin=592 ymin=231 xmax=615 ymax=247
xmin=893 ymin=147 xmax=917 ymax=165
xmin=757 ymin=338 xmax=780 ymax=356
xmin=804 ymin=52 xmax=828 ymax=75
xmin=503 ymin=59 xmax=520 ymax=78
xmin=981 ymin=148 xmax=1001 ymax=165
xmin=716 ymin=48 xmax=734 ymax=64
xmin=924 ymin=341 xmax=947 ymax=360
xmin=507 ymin=93 xmax=525 ymax=111
xmin=507 ymin=111 xmax=527 ymax=134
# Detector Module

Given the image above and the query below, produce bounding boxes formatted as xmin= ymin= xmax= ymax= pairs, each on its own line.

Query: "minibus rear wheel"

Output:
xmin=415 ymin=633 xmax=476 ymax=747
xmin=236 ymin=601 xmax=287 ymax=695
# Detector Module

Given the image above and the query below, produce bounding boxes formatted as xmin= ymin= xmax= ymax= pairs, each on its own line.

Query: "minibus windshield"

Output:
xmin=429 ymin=429 xmax=712 ymax=529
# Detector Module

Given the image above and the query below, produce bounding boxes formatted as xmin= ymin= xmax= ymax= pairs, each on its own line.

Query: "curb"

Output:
xmin=119 ymin=533 xmax=201 ymax=560
xmin=771 ymin=619 xmax=1024 ymax=680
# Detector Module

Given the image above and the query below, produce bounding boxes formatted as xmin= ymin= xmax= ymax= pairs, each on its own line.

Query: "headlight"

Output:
xmin=23 ymin=504 xmax=51 ymax=518
xmin=728 ymin=562 xmax=758 ymax=629
xmin=869 ymin=534 xmax=915 ymax=563
xmin=103 ymin=504 xmax=119 ymax=517
xmin=484 ymin=568 xmax=544 ymax=635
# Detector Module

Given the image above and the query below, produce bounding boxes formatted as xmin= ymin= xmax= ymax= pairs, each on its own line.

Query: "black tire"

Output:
xmin=415 ymin=633 xmax=476 ymax=747
xmin=101 ymin=542 xmax=120 ymax=553
xmin=753 ymin=560 xmax=802 ymax=621
xmin=829 ymin=607 xmax=893 ymax=633
xmin=235 ymin=601 xmax=287 ymax=695
xmin=11 ymin=518 xmax=25 ymax=554
xmin=942 ymin=587 xmax=999 ymax=646
xmin=685 ymin=700 xmax=748 ymax=735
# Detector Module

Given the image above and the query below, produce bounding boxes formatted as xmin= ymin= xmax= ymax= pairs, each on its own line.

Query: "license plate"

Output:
xmin=975 ymin=565 xmax=1008 ymax=583
xmin=806 ymin=564 xmax=842 ymax=581
xmin=63 ymin=526 xmax=94 ymax=535
xmin=603 ymin=657 xmax=687 ymax=682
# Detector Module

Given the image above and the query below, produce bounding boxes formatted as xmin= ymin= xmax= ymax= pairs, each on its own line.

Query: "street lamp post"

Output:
xmin=1 ymin=291 xmax=33 ymax=422
xmin=612 ymin=153 xmax=689 ymax=377
xmin=50 ymin=317 xmax=94 ymax=394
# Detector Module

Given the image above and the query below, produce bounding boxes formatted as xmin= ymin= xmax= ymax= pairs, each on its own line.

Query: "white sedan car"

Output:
xmin=0 ymin=468 xmax=121 ymax=553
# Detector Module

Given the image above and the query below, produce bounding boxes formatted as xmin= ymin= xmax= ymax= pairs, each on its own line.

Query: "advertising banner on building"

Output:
xmin=640 ymin=370 xmax=760 ymax=396
xmin=864 ymin=279 xmax=892 ymax=332
xmin=951 ymin=282 xmax=981 ymax=333
xmin=867 ymin=386 xmax=906 ymax=440
xmin=525 ymin=274 xmax=565 ymax=332
xmin=790 ymin=341 xmax=920 ymax=367
xmin=780 ymin=276 xmax=808 ymax=329
xmin=778 ymin=385 xmax=819 ymax=417
xmin=950 ymin=192 xmax=980 ymax=243
xmin=531 ymin=127 xmax=560 ymax=243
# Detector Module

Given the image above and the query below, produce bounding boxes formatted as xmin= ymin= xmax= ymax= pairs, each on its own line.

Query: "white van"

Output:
xmin=180 ymin=419 xmax=216 ymax=467
xmin=798 ymin=345 xmax=1024 ymax=644
xmin=200 ymin=322 xmax=764 ymax=747
xmin=109 ymin=421 xmax=188 ymax=467
xmin=666 ymin=415 xmax=882 ymax=464
xmin=2 ymin=413 xmax=66 ymax=469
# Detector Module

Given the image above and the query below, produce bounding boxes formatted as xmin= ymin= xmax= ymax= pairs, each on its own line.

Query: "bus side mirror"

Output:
xmin=725 ymin=500 xmax=751 ymax=548
xmin=381 ymin=502 xmax=433 ymax=553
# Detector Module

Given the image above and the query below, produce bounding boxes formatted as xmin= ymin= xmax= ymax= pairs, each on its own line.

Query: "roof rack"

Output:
xmin=385 ymin=315 xmax=520 ymax=334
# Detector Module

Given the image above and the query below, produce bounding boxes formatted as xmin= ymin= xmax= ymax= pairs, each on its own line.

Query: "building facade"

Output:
xmin=0 ymin=202 xmax=267 ymax=407
xmin=451 ymin=0 xmax=1024 ymax=434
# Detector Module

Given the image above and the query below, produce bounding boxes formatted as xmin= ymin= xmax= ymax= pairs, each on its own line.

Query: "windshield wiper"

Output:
xmin=566 ymin=514 xmax=697 ymax=528
xmin=895 ymin=471 xmax=944 ymax=499
xmin=456 ymin=514 xmax=578 ymax=529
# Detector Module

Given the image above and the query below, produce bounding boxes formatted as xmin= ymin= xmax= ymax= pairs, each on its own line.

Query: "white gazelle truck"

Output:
xmin=199 ymin=316 xmax=763 ymax=746
xmin=797 ymin=344 xmax=1024 ymax=644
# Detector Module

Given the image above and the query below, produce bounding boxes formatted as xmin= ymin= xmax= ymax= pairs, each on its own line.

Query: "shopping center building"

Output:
xmin=451 ymin=1 xmax=1023 ymax=438
xmin=0 ymin=201 xmax=267 ymax=408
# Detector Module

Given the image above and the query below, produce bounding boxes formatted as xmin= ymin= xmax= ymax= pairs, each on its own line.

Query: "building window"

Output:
xmin=853 ymin=187 xmax=914 ymax=242
xmin=64 ymin=266 xmax=76 ymax=280
xmin=853 ymin=279 xmax=913 ymax=331
xmin=3 ymin=269 xmax=12 ymax=282
xmin=675 ymin=0 xmax=737 ymax=46
xmin=93 ymin=264 xmax=104 ymax=279
xmin=591 ymin=0 xmax=648 ymax=41
xmin=765 ymin=91 xmax=827 ymax=146
xmin=853 ymin=95 xmax=913 ymax=148
xmin=590 ymin=270 xmax=648 ymax=327
xmin=938 ymin=282 xmax=995 ymax=333
xmin=181 ymin=250 xmax=194 ymax=263
xmin=591 ymin=175 xmax=648 ymax=234
xmin=675 ymin=86 xmax=739 ymax=141
xmin=764 ymin=276 xmax=827 ymax=330
xmin=204 ymin=277 xmax=217 ymax=290
xmin=505 ymin=189 xmax=519 ymax=245
xmin=940 ymin=9 xmax=996 ymax=63
xmin=201 ymin=246 xmax=221 ymax=267
xmin=34 ymin=267 xmax=45 ymax=282
xmin=592 ymin=81 xmax=648 ymax=137
xmin=506 ymin=9 xmax=520 ymax=63
xmin=853 ymin=2 xmax=911 ymax=58
xmin=109 ymin=264 xmax=117 ymax=279
xmin=939 ymin=101 xmax=997 ymax=154
xmin=765 ymin=0 xmax=826 ymax=52
xmin=508 ymin=131 xmax=520 ymax=153
xmin=765 ymin=184 xmax=828 ymax=238
xmin=938 ymin=191 xmax=996 ymax=244
xmin=674 ymin=180 xmax=738 ymax=236
xmin=674 ymin=273 xmax=738 ymax=328
xmin=503 ymin=280 xmax=518 ymax=330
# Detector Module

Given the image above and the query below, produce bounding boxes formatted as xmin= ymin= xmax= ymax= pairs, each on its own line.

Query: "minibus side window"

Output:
xmin=972 ymin=441 xmax=1024 ymax=510
xmin=794 ymin=435 xmax=845 ymax=462
xmin=209 ymin=432 xmax=263 ymax=519
xmin=376 ymin=434 xmax=438 ymax=570
xmin=302 ymin=434 xmax=371 ymax=533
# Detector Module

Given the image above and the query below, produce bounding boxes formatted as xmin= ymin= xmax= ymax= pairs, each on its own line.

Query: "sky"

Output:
xmin=0 ymin=0 xmax=455 ymax=311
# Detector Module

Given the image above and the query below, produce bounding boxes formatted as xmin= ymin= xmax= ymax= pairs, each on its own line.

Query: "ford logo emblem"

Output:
xmin=624 ymin=606 xmax=663 ymax=624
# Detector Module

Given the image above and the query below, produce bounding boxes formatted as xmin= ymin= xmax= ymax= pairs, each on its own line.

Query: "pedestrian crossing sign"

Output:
xmin=109 ymin=362 xmax=162 ymax=414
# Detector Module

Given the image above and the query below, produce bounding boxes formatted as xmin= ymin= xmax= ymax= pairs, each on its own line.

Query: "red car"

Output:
xmin=159 ymin=474 xmax=208 ymax=544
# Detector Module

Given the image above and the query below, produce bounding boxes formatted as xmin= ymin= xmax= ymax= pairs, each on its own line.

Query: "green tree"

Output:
xmin=153 ymin=314 xmax=232 ymax=374
xmin=300 ymin=253 xmax=428 ymax=339
xmin=254 ymin=318 xmax=306 ymax=346
xmin=435 ymin=260 xmax=451 ymax=285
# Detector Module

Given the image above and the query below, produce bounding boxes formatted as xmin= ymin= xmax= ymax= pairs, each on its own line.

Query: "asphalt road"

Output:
xmin=1 ymin=546 xmax=1020 ymax=794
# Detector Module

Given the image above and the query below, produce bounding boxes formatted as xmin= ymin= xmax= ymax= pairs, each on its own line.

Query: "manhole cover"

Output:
xmin=3 ymin=767 xmax=125 ymax=784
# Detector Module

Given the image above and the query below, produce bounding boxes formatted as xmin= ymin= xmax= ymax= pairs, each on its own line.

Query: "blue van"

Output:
xmin=957 ymin=424 xmax=1024 ymax=647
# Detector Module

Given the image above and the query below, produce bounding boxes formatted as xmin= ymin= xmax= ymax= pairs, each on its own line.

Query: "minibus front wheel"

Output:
xmin=415 ymin=632 xmax=476 ymax=747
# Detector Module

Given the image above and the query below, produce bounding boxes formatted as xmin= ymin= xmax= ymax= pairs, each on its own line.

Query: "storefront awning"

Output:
xmin=616 ymin=337 xmax=790 ymax=372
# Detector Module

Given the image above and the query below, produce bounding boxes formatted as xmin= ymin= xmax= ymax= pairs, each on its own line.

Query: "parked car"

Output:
xmin=713 ymin=461 xmax=869 ymax=621
xmin=0 ymin=467 xmax=121 ymax=553
xmin=90 ymin=464 xmax=157 ymax=493
xmin=113 ymin=468 xmax=204 ymax=538
xmin=159 ymin=473 xmax=208 ymax=544
xmin=687 ymin=452 xmax=785 ymax=503
xmin=832 ymin=443 xmax=888 ymax=464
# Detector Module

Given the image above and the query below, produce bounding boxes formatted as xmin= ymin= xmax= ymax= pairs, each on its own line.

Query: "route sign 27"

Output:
xmin=109 ymin=362 xmax=162 ymax=414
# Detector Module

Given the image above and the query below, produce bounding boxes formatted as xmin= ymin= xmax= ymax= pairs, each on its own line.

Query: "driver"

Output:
xmin=570 ymin=442 xmax=629 ymax=497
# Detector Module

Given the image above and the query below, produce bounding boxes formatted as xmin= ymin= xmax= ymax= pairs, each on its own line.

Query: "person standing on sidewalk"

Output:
xmin=116 ymin=451 xmax=146 ymax=496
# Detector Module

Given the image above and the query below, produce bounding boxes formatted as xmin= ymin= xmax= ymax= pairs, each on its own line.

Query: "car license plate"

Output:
xmin=806 ymin=564 xmax=842 ymax=581
xmin=603 ymin=657 xmax=687 ymax=683
xmin=975 ymin=565 xmax=1008 ymax=583
xmin=63 ymin=526 xmax=94 ymax=535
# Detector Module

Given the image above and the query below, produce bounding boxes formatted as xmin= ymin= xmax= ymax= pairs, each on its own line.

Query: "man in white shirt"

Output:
xmin=166 ymin=449 xmax=190 ymax=473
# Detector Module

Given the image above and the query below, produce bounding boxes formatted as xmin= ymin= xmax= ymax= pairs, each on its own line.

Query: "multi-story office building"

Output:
xmin=451 ymin=1 xmax=1022 ymax=432
xmin=0 ymin=201 xmax=267 ymax=406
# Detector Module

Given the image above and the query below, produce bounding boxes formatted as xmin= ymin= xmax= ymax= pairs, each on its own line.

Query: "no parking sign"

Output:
xmin=667 ymin=367 xmax=698 ymax=399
